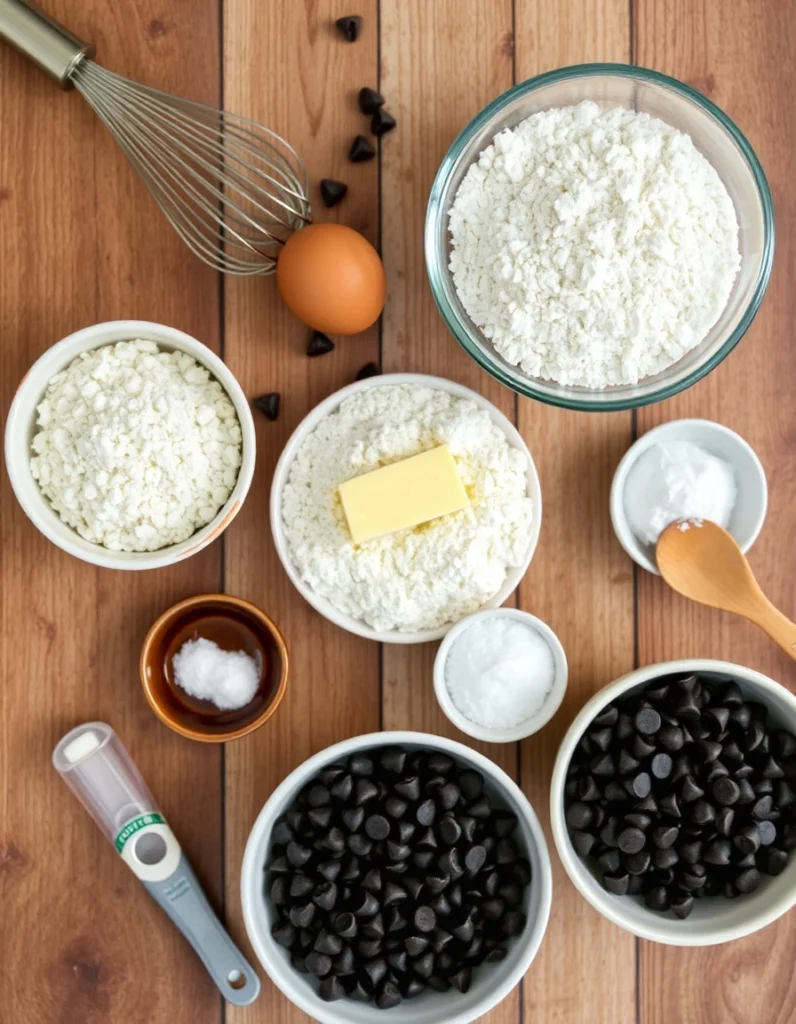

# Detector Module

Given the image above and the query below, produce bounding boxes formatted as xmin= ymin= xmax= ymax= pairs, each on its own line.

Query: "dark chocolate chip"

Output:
xmin=307 ymin=330 xmax=335 ymax=356
xmin=658 ymin=725 xmax=685 ymax=752
xmin=603 ymin=872 xmax=630 ymax=895
xmin=651 ymin=753 xmax=673 ymax=779
xmin=644 ymin=886 xmax=670 ymax=912
xmin=354 ymin=891 xmax=380 ymax=917
xmin=394 ymin=776 xmax=421 ymax=801
xmin=254 ymin=393 xmax=280 ymax=420
xmin=670 ymin=893 xmax=695 ymax=919
xmin=271 ymin=920 xmax=295 ymax=948
xmin=305 ymin=950 xmax=332 ymax=977
xmin=416 ymin=799 xmax=436 ymax=827
xmin=371 ymin=108 xmax=397 ymax=136
xmin=735 ymin=867 xmax=761 ymax=894
xmin=712 ymin=777 xmax=741 ymax=806
xmin=336 ymin=15 xmax=362 ymax=41
xmin=635 ymin=707 xmax=662 ymax=735
xmin=405 ymin=934 xmax=429 ymax=957
xmin=625 ymin=851 xmax=651 ymax=875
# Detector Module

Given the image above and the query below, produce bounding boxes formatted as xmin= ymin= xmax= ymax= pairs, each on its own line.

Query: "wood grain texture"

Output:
xmin=222 ymin=3 xmax=380 ymax=1023
xmin=0 ymin=2 xmax=223 ymax=1022
xmin=379 ymin=4 xmax=518 ymax=1022
xmin=512 ymin=4 xmax=638 ymax=1024
xmin=635 ymin=2 xmax=796 ymax=1021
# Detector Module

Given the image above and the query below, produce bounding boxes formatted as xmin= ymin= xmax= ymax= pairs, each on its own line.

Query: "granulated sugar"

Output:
xmin=445 ymin=616 xmax=555 ymax=729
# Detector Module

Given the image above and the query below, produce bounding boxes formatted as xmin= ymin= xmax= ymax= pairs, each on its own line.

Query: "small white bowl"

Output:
xmin=610 ymin=418 xmax=767 ymax=575
xmin=433 ymin=609 xmax=568 ymax=742
xmin=241 ymin=730 xmax=553 ymax=1024
xmin=270 ymin=373 xmax=542 ymax=644
xmin=550 ymin=659 xmax=796 ymax=946
xmin=5 ymin=320 xmax=255 ymax=570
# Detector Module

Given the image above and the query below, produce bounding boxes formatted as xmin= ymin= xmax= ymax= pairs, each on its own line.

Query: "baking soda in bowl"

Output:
xmin=445 ymin=616 xmax=555 ymax=729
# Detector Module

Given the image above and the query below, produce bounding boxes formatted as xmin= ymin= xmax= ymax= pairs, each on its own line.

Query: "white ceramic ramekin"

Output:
xmin=269 ymin=373 xmax=542 ymax=644
xmin=5 ymin=320 xmax=255 ymax=570
xmin=241 ymin=730 xmax=553 ymax=1024
xmin=550 ymin=659 xmax=796 ymax=946
xmin=610 ymin=418 xmax=767 ymax=575
xmin=433 ymin=608 xmax=568 ymax=742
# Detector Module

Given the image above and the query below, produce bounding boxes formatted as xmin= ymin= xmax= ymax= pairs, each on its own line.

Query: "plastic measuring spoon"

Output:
xmin=52 ymin=722 xmax=260 ymax=1005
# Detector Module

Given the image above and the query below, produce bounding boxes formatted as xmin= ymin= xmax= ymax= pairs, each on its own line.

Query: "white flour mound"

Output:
xmin=30 ymin=340 xmax=242 ymax=551
xmin=281 ymin=384 xmax=534 ymax=633
xmin=449 ymin=101 xmax=740 ymax=388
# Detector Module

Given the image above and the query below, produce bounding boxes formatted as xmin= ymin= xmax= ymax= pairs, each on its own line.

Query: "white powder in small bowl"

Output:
xmin=444 ymin=616 xmax=555 ymax=730
xmin=624 ymin=440 xmax=737 ymax=546
xmin=172 ymin=637 xmax=260 ymax=711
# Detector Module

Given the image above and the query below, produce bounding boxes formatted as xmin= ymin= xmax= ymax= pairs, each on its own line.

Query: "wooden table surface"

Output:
xmin=2 ymin=1 xmax=795 ymax=1021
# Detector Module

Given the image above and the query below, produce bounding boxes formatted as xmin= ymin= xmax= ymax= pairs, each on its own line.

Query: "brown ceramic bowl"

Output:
xmin=140 ymin=594 xmax=288 ymax=742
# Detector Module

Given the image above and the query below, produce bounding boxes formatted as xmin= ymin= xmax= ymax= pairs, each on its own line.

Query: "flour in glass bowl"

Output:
xmin=280 ymin=384 xmax=534 ymax=633
xmin=448 ymin=101 xmax=741 ymax=388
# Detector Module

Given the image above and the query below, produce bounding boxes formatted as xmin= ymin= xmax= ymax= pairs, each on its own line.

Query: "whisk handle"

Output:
xmin=0 ymin=0 xmax=94 ymax=87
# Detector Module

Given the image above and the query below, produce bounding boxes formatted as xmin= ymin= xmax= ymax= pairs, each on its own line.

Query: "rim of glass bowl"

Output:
xmin=425 ymin=62 xmax=775 ymax=412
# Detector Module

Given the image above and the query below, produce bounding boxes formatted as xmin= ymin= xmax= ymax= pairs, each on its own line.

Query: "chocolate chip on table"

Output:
xmin=371 ymin=108 xmax=397 ymax=136
xmin=349 ymin=134 xmax=376 ymax=162
xmin=319 ymin=179 xmax=347 ymax=209
xmin=355 ymin=361 xmax=381 ymax=381
xmin=307 ymin=330 xmax=335 ymax=356
xmin=254 ymin=392 xmax=280 ymax=420
xmin=336 ymin=15 xmax=362 ymax=41
xmin=358 ymin=87 xmax=385 ymax=114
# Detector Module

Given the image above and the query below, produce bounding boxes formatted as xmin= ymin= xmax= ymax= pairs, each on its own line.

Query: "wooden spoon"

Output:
xmin=656 ymin=519 xmax=796 ymax=660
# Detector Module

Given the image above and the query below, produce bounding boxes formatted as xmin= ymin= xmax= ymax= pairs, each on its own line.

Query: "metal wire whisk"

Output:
xmin=0 ymin=0 xmax=311 ymax=275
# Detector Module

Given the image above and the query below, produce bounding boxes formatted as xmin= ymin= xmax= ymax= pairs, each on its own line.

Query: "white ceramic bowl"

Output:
xmin=433 ymin=609 xmax=568 ymax=742
xmin=270 ymin=373 xmax=542 ymax=644
xmin=550 ymin=659 xmax=796 ymax=946
xmin=241 ymin=730 xmax=553 ymax=1024
xmin=5 ymin=320 xmax=256 ymax=570
xmin=610 ymin=418 xmax=767 ymax=575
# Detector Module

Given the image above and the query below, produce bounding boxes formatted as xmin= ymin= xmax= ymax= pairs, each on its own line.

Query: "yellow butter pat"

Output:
xmin=339 ymin=444 xmax=469 ymax=543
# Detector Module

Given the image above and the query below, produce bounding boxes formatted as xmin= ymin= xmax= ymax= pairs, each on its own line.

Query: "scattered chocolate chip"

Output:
xmin=349 ymin=134 xmax=375 ymax=162
xmin=336 ymin=15 xmax=361 ymax=41
xmin=355 ymin=361 xmax=381 ymax=381
xmin=371 ymin=108 xmax=396 ymax=137
xmin=254 ymin=392 xmax=279 ymax=420
xmin=358 ymin=87 xmax=385 ymax=114
xmin=307 ymin=330 xmax=335 ymax=356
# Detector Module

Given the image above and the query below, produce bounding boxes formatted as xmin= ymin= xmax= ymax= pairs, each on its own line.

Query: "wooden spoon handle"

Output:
xmin=748 ymin=598 xmax=796 ymax=661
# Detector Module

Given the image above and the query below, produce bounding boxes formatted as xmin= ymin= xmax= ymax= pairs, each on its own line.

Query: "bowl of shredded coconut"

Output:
xmin=426 ymin=64 xmax=774 ymax=411
xmin=271 ymin=374 xmax=542 ymax=643
xmin=5 ymin=320 xmax=256 ymax=569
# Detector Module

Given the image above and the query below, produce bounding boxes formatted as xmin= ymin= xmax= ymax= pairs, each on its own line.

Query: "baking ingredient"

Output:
xmin=276 ymin=223 xmax=386 ymax=335
xmin=320 ymin=179 xmax=347 ymax=208
xmin=264 ymin=745 xmax=530 ymax=1006
xmin=172 ymin=636 xmax=260 ymax=711
xmin=445 ymin=616 xmax=555 ymax=729
xmin=349 ymin=135 xmax=375 ymax=162
xmin=564 ymin=672 xmax=796 ymax=917
xmin=254 ymin=393 xmax=280 ymax=420
xmin=358 ymin=87 xmax=385 ymax=114
xmin=339 ymin=444 xmax=470 ymax=543
xmin=308 ymin=331 xmax=335 ymax=357
xmin=281 ymin=384 xmax=533 ymax=632
xmin=355 ymin=362 xmax=381 ymax=380
xmin=30 ymin=339 xmax=242 ymax=552
xmin=448 ymin=101 xmax=740 ymax=388
xmin=371 ymin=109 xmax=396 ymax=136
xmin=624 ymin=440 xmax=737 ymax=546
xmin=335 ymin=15 xmax=361 ymax=41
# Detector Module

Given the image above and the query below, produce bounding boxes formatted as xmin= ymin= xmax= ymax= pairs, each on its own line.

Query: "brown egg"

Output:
xmin=276 ymin=223 xmax=386 ymax=335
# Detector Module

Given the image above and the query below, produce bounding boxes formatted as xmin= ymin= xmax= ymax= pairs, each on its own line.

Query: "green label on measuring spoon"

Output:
xmin=115 ymin=812 xmax=166 ymax=852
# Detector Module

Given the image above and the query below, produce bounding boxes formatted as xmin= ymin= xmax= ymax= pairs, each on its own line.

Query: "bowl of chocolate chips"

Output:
xmin=551 ymin=660 xmax=796 ymax=946
xmin=241 ymin=732 xmax=552 ymax=1023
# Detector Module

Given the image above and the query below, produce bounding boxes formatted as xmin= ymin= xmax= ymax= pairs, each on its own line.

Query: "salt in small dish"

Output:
xmin=610 ymin=418 xmax=767 ymax=576
xmin=433 ymin=608 xmax=568 ymax=743
xmin=140 ymin=594 xmax=288 ymax=742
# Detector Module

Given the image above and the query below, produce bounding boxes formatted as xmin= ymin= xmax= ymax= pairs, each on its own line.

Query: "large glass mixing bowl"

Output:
xmin=425 ymin=64 xmax=774 ymax=411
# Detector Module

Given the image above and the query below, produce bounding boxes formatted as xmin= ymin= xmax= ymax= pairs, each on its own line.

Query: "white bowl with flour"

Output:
xmin=5 ymin=320 xmax=255 ymax=570
xmin=270 ymin=374 xmax=542 ymax=644
xmin=610 ymin=418 xmax=768 ymax=575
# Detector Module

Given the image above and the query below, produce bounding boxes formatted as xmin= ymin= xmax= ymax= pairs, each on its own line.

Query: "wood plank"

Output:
xmin=0 ymin=1 xmax=223 ymax=1022
xmin=222 ymin=3 xmax=380 ymax=1022
xmin=634 ymin=2 xmax=796 ymax=1022
xmin=512 ymin=4 xmax=638 ymax=1023
xmin=378 ymin=3 xmax=518 ymax=1023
